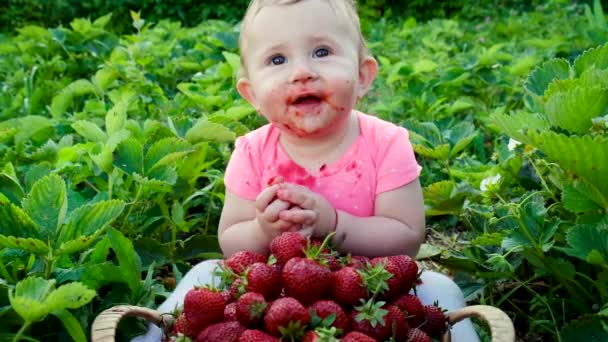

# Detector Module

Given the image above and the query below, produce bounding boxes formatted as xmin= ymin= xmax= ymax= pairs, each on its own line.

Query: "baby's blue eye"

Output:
xmin=271 ymin=55 xmax=286 ymax=65
xmin=314 ymin=47 xmax=330 ymax=58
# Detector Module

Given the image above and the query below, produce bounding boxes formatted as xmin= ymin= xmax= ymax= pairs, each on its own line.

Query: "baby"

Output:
xmin=133 ymin=0 xmax=479 ymax=341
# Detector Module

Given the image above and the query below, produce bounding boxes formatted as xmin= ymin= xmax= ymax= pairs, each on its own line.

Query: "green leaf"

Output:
xmin=93 ymin=68 xmax=117 ymax=92
xmin=51 ymin=309 xmax=88 ymax=342
xmin=527 ymin=132 xmax=608 ymax=206
xmin=144 ymin=138 xmax=192 ymax=173
xmin=0 ymin=162 xmax=25 ymax=204
xmin=106 ymin=99 xmax=129 ymax=136
xmin=22 ymin=174 xmax=67 ymax=241
xmin=60 ymin=200 xmax=125 ymax=242
xmin=50 ymin=92 xmax=73 ymax=118
xmin=491 ymin=111 xmax=550 ymax=145
xmin=0 ymin=235 xmax=49 ymax=255
xmin=524 ymin=58 xmax=571 ymax=97
xmin=573 ymin=43 xmax=608 ymax=77
xmin=107 ymin=227 xmax=142 ymax=293
xmin=65 ymin=79 xmax=96 ymax=97
xmin=8 ymin=277 xmax=55 ymax=322
xmin=562 ymin=183 xmax=602 ymax=213
xmin=413 ymin=143 xmax=450 ymax=160
xmin=71 ymin=120 xmax=108 ymax=143
xmin=46 ymin=282 xmax=95 ymax=311
xmin=90 ymin=146 xmax=114 ymax=173
xmin=185 ymin=120 xmax=236 ymax=143
xmin=57 ymin=230 xmax=103 ymax=255
xmin=544 ymin=86 xmax=608 ymax=134
xmin=114 ymin=138 xmax=144 ymax=174
xmin=560 ymin=314 xmax=608 ymax=342
xmin=423 ymin=180 xmax=468 ymax=216
xmin=562 ymin=223 xmax=608 ymax=265
xmin=0 ymin=193 xmax=38 ymax=237
xmin=222 ymin=51 xmax=241 ymax=75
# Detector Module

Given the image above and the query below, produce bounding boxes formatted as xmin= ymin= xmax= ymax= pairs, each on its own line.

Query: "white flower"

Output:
xmin=507 ymin=138 xmax=521 ymax=151
xmin=480 ymin=174 xmax=502 ymax=192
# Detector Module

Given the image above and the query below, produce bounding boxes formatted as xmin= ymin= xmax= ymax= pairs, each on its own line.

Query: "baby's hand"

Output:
xmin=255 ymin=182 xmax=302 ymax=239
xmin=275 ymin=183 xmax=337 ymax=238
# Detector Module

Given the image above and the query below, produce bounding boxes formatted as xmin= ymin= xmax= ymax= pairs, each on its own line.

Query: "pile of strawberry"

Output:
xmin=166 ymin=232 xmax=449 ymax=342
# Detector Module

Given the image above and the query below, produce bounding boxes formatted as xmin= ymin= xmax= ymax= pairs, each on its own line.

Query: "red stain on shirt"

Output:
xmin=276 ymin=161 xmax=316 ymax=188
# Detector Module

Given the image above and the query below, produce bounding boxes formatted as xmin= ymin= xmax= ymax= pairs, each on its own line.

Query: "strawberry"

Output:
xmin=331 ymin=266 xmax=369 ymax=306
xmin=308 ymin=300 xmax=350 ymax=332
xmin=183 ymin=287 xmax=225 ymax=333
xmin=391 ymin=294 xmax=425 ymax=328
xmin=225 ymin=302 xmax=238 ymax=321
xmin=173 ymin=313 xmax=197 ymax=338
xmin=195 ymin=321 xmax=245 ymax=342
xmin=386 ymin=304 xmax=409 ymax=341
xmin=301 ymin=327 xmax=340 ymax=342
xmin=341 ymin=331 xmax=377 ymax=342
xmin=237 ymin=329 xmax=279 ymax=342
xmin=227 ymin=277 xmax=245 ymax=302
xmin=406 ymin=328 xmax=432 ymax=342
xmin=225 ymin=251 xmax=268 ymax=275
xmin=421 ymin=304 xmax=448 ymax=337
xmin=349 ymin=298 xmax=392 ymax=341
xmin=270 ymin=232 xmax=307 ymax=264
xmin=282 ymin=257 xmax=331 ymax=305
xmin=264 ymin=297 xmax=311 ymax=338
xmin=342 ymin=255 xmax=370 ymax=269
xmin=245 ymin=262 xmax=283 ymax=301
xmin=236 ymin=292 xmax=268 ymax=328
xmin=388 ymin=255 xmax=418 ymax=292
xmin=370 ymin=257 xmax=404 ymax=300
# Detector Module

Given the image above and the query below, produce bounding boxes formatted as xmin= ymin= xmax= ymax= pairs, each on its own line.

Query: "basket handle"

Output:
xmin=440 ymin=305 xmax=515 ymax=342
xmin=91 ymin=305 xmax=173 ymax=342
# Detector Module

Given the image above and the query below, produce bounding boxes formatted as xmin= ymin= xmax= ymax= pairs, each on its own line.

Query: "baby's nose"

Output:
xmin=289 ymin=61 xmax=318 ymax=83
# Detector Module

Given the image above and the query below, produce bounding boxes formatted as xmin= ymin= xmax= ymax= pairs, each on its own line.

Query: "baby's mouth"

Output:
xmin=289 ymin=94 xmax=324 ymax=113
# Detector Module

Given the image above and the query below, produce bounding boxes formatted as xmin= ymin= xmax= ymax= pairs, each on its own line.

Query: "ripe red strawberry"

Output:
xmin=341 ymin=331 xmax=377 ymax=341
xmin=388 ymin=255 xmax=418 ymax=292
xmin=236 ymin=292 xmax=268 ymax=328
xmin=237 ymin=329 xmax=279 ymax=342
xmin=406 ymin=328 xmax=432 ymax=342
xmin=225 ymin=251 xmax=268 ymax=275
xmin=386 ymin=304 xmax=409 ymax=341
xmin=227 ymin=277 xmax=245 ymax=302
xmin=270 ymin=232 xmax=307 ymax=264
xmin=225 ymin=302 xmax=238 ymax=321
xmin=421 ymin=304 xmax=448 ymax=337
xmin=331 ymin=266 xmax=369 ymax=306
xmin=195 ymin=321 xmax=246 ymax=342
xmin=343 ymin=255 xmax=370 ymax=269
xmin=245 ymin=262 xmax=282 ymax=301
xmin=282 ymin=257 xmax=331 ymax=305
xmin=349 ymin=299 xmax=392 ymax=341
xmin=370 ymin=257 xmax=404 ymax=300
xmin=308 ymin=300 xmax=350 ymax=331
xmin=183 ymin=287 xmax=225 ymax=333
xmin=264 ymin=297 xmax=311 ymax=338
xmin=392 ymin=294 xmax=425 ymax=328
xmin=173 ymin=313 xmax=197 ymax=338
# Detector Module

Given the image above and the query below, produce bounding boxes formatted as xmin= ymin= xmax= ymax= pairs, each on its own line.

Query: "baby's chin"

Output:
xmin=280 ymin=114 xmax=346 ymax=138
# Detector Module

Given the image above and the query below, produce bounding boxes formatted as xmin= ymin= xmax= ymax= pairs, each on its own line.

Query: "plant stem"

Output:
xmin=13 ymin=321 xmax=31 ymax=342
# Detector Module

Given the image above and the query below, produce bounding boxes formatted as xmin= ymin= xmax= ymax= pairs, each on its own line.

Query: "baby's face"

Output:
xmin=238 ymin=0 xmax=374 ymax=139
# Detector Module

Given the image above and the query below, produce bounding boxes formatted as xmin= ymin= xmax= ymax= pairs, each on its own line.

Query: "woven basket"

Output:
xmin=91 ymin=304 xmax=515 ymax=342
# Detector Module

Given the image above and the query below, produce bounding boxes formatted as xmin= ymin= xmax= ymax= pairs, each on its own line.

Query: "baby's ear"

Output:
xmin=236 ymin=77 xmax=257 ymax=105
xmin=357 ymin=56 xmax=378 ymax=98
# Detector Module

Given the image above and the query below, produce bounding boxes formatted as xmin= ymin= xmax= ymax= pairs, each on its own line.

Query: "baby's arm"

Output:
xmin=333 ymin=178 xmax=425 ymax=258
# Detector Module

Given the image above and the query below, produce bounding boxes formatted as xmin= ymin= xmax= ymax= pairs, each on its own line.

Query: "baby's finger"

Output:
xmin=279 ymin=208 xmax=316 ymax=225
xmin=277 ymin=188 xmax=315 ymax=209
xmin=263 ymin=198 xmax=291 ymax=222
xmin=255 ymin=185 xmax=279 ymax=212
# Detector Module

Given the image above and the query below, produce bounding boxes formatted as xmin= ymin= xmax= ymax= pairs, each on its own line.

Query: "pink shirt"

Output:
xmin=224 ymin=111 xmax=422 ymax=217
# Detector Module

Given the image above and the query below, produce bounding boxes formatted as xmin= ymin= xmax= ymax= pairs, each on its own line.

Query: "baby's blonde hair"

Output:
xmin=238 ymin=0 xmax=370 ymax=77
